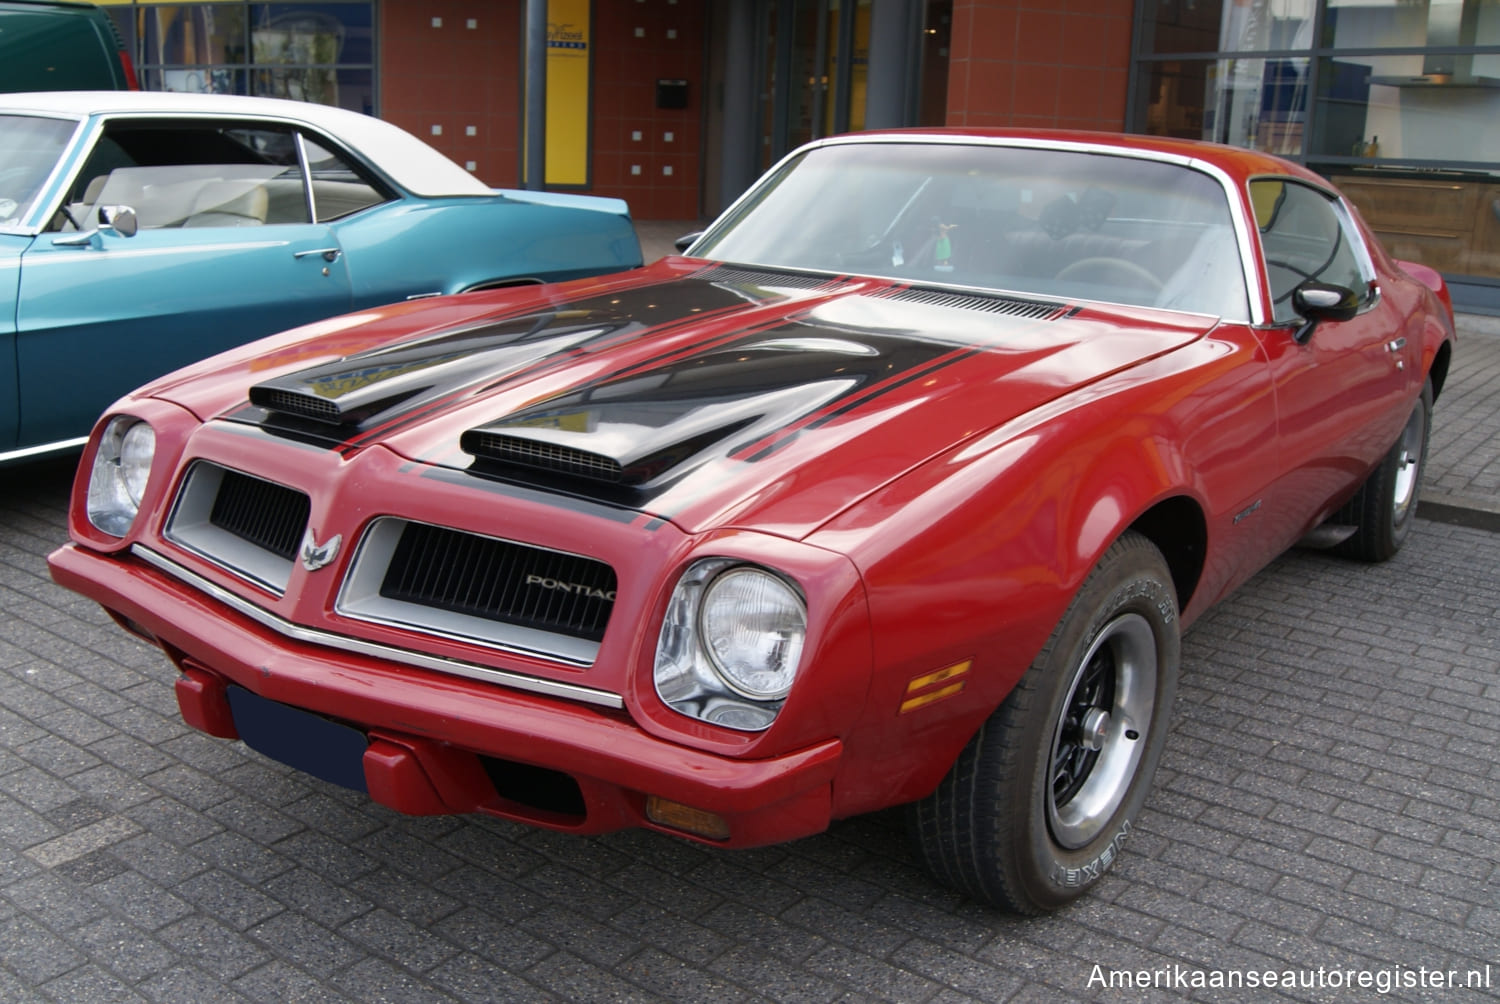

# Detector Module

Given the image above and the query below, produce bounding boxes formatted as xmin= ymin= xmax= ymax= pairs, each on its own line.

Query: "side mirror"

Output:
xmin=673 ymin=231 xmax=703 ymax=253
xmin=1291 ymin=280 xmax=1360 ymax=344
xmin=98 ymin=204 xmax=138 ymax=238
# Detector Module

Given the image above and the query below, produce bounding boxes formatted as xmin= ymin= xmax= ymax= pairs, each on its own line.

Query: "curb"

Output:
xmin=1418 ymin=492 xmax=1500 ymax=533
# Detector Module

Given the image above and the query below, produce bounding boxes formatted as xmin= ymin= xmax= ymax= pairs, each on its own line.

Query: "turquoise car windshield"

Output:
xmin=694 ymin=142 xmax=1251 ymax=319
xmin=0 ymin=115 xmax=77 ymax=227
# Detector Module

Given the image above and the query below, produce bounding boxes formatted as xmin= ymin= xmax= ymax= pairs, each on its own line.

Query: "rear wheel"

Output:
xmin=907 ymin=531 xmax=1179 ymax=913
xmin=1334 ymin=378 xmax=1432 ymax=562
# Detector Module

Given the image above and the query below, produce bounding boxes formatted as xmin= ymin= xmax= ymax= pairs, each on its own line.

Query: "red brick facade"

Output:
xmin=378 ymin=1 xmax=1133 ymax=219
xmin=945 ymin=0 xmax=1133 ymax=131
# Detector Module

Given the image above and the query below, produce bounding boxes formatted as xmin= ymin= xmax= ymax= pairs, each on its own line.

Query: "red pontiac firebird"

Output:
xmin=50 ymin=130 xmax=1455 ymax=913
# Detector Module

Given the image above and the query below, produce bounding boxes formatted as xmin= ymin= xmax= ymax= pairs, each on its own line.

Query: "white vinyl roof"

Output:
xmin=0 ymin=91 xmax=493 ymax=197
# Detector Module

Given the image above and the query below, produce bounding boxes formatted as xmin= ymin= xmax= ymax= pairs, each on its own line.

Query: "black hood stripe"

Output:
xmin=735 ymin=344 xmax=987 ymax=463
xmin=326 ymin=273 xmax=846 ymax=455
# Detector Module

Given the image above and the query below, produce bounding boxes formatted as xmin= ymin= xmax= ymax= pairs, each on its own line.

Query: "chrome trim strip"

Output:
xmin=131 ymin=544 xmax=626 ymax=710
xmin=0 ymin=436 xmax=89 ymax=464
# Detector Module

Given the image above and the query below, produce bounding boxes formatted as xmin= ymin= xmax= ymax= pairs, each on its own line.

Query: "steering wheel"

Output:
xmin=1054 ymin=257 xmax=1164 ymax=294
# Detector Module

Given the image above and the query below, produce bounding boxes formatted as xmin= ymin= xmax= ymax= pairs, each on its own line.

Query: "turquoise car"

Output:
xmin=0 ymin=91 xmax=641 ymax=464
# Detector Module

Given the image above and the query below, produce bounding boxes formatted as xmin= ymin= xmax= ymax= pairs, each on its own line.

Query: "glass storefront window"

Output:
xmin=1138 ymin=56 xmax=1310 ymax=155
xmin=1324 ymin=0 xmax=1500 ymax=51
xmin=1140 ymin=0 xmax=1316 ymax=55
xmin=143 ymin=4 xmax=247 ymax=69
xmin=1312 ymin=54 xmax=1500 ymax=164
xmin=1134 ymin=0 xmax=1500 ymax=299
xmin=108 ymin=1 xmax=374 ymax=115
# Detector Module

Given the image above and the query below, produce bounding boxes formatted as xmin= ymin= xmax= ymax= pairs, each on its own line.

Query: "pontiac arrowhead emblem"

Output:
xmin=299 ymin=528 xmax=342 ymax=572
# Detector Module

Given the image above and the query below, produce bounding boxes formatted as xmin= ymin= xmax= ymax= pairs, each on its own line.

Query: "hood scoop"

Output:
xmin=462 ymin=433 xmax=627 ymax=484
xmin=462 ymin=417 xmax=757 ymax=487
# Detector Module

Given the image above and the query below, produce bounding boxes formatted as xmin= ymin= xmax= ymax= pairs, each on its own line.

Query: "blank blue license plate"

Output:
xmin=226 ymin=686 xmax=368 ymax=792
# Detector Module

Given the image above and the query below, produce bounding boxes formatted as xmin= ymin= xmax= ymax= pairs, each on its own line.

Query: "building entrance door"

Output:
xmin=760 ymin=0 xmax=871 ymax=170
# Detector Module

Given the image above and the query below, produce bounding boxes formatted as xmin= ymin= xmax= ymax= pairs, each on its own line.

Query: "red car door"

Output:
xmin=1250 ymin=179 xmax=1416 ymax=539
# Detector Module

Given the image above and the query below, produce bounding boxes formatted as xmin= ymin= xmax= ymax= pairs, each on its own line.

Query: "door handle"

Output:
xmin=1386 ymin=337 xmax=1406 ymax=352
xmin=294 ymin=247 xmax=342 ymax=263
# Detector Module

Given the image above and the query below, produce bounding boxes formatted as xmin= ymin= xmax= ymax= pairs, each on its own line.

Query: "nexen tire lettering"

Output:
xmin=525 ymin=574 xmax=616 ymax=602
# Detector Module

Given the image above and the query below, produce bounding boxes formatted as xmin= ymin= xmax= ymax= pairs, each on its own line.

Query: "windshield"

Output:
xmin=0 ymin=115 xmax=78 ymax=228
xmin=695 ymin=142 xmax=1250 ymax=319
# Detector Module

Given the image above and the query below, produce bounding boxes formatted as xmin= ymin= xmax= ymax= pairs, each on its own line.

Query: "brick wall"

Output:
xmin=590 ymin=0 xmax=703 ymax=219
xmin=378 ymin=1 xmax=523 ymax=188
xmin=947 ymin=0 xmax=1134 ymax=131
xmin=379 ymin=1 xmax=702 ymax=218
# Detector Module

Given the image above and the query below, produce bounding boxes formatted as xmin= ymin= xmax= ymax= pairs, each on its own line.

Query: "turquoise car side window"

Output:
xmin=53 ymin=120 xmax=315 ymax=231
xmin=301 ymin=136 xmax=389 ymax=222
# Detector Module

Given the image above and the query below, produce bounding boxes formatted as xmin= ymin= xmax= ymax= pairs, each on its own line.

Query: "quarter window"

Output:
xmin=1251 ymin=178 xmax=1374 ymax=323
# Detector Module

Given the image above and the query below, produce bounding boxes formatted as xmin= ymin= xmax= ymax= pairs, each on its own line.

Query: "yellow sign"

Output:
xmin=544 ymin=0 xmax=591 ymax=187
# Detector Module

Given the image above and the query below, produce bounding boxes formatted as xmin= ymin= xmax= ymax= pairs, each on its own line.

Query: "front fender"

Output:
xmin=809 ymin=334 xmax=1271 ymax=818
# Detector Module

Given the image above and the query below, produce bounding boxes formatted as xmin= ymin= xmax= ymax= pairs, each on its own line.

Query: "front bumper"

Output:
xmin=48 ymin=541 xmax=842 ymax=847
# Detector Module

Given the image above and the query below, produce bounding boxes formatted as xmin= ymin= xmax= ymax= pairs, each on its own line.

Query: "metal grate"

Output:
xmin=695 ymin=264 xmax=833 ymax=290
xmin=250 ymin=388 xmax=341 ymax=423
xmin=208 ymin=469 xmax=311 ymax=561
xmin=463 ymin=432 xmax=624 ymax=483
xmin=379 ymin=522 xmax=617 ymax=643
xmin=884 ymin=287 xmax=1066 ymax=319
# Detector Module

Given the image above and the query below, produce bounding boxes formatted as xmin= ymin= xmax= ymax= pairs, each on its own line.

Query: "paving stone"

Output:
xmin=2 ymin=321 xmax=1498 ymax=1003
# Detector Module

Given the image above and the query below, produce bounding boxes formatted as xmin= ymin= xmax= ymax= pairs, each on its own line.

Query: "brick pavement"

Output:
xmin=3 ymin=255 xmax=1499 ymax=1000
xmin=1423 ymin=313 xmax=1500 ymax=530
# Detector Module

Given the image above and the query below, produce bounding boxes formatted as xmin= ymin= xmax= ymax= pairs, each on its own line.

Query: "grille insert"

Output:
xmin=208 ymin=469 xmax=310 ymax=561
xmin=462 ymin=432 xmax=624 ymax=483
xmin=164 ymin=462 xmax=310 ymax=595
xmin=378 ymin=522 xmax=616 ymax=643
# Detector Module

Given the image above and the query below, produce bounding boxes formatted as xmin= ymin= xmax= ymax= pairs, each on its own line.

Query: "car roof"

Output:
xmin=0 ymin=90 xmax=493 ymax=198
xmin=831 ymin=127 xmax=1335 ymax=189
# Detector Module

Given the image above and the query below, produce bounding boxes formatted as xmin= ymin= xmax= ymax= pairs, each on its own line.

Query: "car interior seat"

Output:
xmin=182 ymin=180 xmax=270 ymax=227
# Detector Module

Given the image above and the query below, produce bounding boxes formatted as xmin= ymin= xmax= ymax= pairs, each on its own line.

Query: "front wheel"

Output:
xmin=1334 ymin=378 xmax=1432 ymax=562
xmin=907 ymin=531 xmax=1180 ymax=913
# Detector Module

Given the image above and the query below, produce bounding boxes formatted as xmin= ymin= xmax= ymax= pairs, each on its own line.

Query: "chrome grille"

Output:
xmin=380 ymin=522 xmax=616 ymax=643
xmin=463 ymin=432 xmax=623 ymax=483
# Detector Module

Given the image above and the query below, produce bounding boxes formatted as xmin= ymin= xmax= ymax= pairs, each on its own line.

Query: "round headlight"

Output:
xmin=86 ymin=417 xmax=156 ymax=537
xmin=699 ymin=568 xmax=806 ymax=701
xmin=119 ymin=423 xmax=156 ymax=507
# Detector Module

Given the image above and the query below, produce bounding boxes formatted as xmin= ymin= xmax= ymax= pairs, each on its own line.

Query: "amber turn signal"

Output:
xmin=645 ymin=796 xmax=731 ymax=841
xmin=900 ymin=659 xmax=972 ymax=714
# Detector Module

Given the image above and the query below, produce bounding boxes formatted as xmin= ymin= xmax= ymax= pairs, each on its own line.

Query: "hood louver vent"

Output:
xmin=883 ymin=287 xmax=1068 ymax=319
xmin=695 ymin=265 xmax=834 ymax=290
xmin=462 ymin=432 xmax=625 ymax=483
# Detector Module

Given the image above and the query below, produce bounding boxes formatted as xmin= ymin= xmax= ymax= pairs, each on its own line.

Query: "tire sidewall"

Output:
xmin=1011 ymin=540 xmax=1180 ymax=910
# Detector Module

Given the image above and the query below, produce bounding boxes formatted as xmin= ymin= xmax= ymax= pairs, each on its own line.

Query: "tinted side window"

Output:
xmin=1251 ymin=179 xmax=1372 ymax=323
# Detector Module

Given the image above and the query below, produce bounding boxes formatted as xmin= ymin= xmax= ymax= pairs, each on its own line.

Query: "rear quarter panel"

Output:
xmin=334 ymin=196 xmax=642 ymax=306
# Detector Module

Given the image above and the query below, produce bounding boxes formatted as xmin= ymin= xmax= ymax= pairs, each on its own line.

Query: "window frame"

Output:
xmin=1249 ymin=174 xmax=1379 ymax=324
